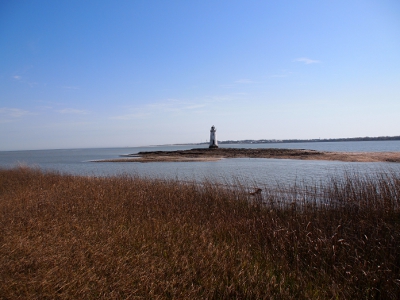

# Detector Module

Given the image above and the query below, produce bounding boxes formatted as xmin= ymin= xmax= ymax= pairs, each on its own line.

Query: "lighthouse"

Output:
xmin=209 ymin=125 xmax=218 ymax=148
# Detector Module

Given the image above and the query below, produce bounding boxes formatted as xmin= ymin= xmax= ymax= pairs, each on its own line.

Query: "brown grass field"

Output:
xmin=1 ymin=167 xmax=400 ymax=299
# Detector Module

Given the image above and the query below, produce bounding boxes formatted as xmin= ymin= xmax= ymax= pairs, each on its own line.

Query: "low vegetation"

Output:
xmin=0 ymin=167 xmax=399 ymax=299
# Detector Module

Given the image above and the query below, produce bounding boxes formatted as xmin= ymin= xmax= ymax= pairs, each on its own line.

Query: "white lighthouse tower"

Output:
xmin=209 ymin=125 xmax=218 ymax=148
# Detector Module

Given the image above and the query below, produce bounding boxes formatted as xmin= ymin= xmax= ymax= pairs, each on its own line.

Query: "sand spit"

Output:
xmin=96 ymin=156 xmax=221 ymax=163
xmin=93 ymin=148 xmax=400 ymax=163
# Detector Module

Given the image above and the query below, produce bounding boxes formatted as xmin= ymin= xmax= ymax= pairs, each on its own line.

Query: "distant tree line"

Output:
xmin=218 ymin=136 xmax=400 ymax=144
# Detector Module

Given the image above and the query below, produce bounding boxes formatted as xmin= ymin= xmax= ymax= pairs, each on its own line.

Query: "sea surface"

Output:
xmin=1 ymin=141 xmax=400 ymax=187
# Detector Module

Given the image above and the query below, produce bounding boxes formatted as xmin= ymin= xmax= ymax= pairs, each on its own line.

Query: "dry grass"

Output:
xmin=0 ymin=167 xmax=399 ymax=299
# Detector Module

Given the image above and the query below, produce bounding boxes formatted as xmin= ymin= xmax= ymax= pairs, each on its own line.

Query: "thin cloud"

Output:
xmin=235 ymin=79 xmax=254 ymax=84
xmin=185 ymin=104 xmax=206 ymax=110
xmin=221 ymin=79 xmax=254 ymax=88
xmin=0 ymin=107 xmax=32 ymax=118
xmin=295 ymin=57 xmax=321 ymax=64
xmin=0 ymin=107 xmax=34 ymax=123
xmin=220 ymin=84 xmax=235 ymax=89
xmin=110 ymin=112 xmax=151 ymax=120
xmin=111 ymin=99 xmax=208 ymax=120
xmin=62 ymin=86 xmax=80 ymax=90
xmin=208 ymin=95 xmax=236 ymax=102
xmin=12 ymin=75 xmax=39 ymax=87
xmin=269 ymin=70 xmax=293 ymax=78
xmin=57 ymin=108 xmax=88 ymax=114
xmin=27 ymin=82 xmax=39 ymax=87
xmin=148 ymin=99 xmax=206 ymax=113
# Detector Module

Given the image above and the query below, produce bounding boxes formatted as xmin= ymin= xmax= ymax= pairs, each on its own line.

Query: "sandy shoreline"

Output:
xmin=96 ymin=156 xmax=222 ymax=162
xmin=93 ymin=148 xmax=400 ymax=163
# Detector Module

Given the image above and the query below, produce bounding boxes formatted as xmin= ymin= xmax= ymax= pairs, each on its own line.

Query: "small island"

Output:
xmin=94 ymin=147 xmax=400 ymax=163
xmin=93 ymin=126 xmax=400 ymax=163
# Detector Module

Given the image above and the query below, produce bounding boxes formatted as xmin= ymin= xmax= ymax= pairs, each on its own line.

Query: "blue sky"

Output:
xmin=1 ymin=0 xmax=399 ymax=150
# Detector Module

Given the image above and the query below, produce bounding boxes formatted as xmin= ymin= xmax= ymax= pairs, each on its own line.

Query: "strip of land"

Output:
xmin=93 ymin=148 xmax=400 ymax=163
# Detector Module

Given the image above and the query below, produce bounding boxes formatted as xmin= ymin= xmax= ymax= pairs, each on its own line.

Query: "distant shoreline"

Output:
xmin=176 ymin=135 xmax=400 ymax=146
xmin=94 ymin=148 xmax=400 ymax=163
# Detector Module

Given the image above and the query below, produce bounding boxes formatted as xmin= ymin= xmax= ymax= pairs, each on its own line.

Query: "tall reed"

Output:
xmin=0 ymin=166 xmax=399 ymax=299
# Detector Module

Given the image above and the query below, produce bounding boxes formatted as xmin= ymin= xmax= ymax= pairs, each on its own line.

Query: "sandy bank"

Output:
xmin=93 ymin=148 xmax=400 ymax=163
xmin=96 ymin=156 xmax=222 ymax=163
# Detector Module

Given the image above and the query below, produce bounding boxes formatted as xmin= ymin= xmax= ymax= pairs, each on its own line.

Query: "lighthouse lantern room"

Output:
xmin=209 ymin=125 xmax=218 ymax=149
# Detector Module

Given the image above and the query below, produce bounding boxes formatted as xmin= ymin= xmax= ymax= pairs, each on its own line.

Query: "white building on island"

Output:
xmin=209 ymin=125 xmax=218 ymax=148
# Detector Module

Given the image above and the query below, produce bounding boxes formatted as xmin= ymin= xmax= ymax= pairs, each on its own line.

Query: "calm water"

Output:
xmin=1 ymin=141 xmax=400 ymax=186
